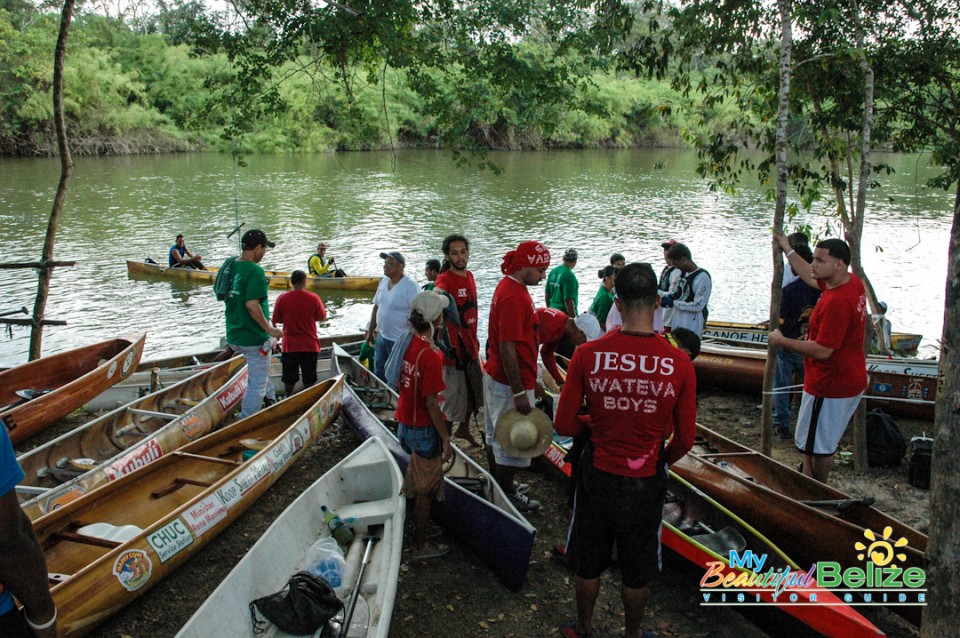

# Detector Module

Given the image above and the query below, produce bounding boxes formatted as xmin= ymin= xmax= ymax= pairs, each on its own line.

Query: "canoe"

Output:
xmin=694 ymin=342 xmax=937 ymax=420
xmin=330 ymin=343 xmax=537 ymax=592
xmin=17 ymin=357 xmax=248 ymax=520
xmin=33 ymin=376 xmax=344 ymax=638
xmin=176 ymin=436 xmax=404 ymax=638
xmin=540 ymin=440 xmax=883 ymax=637
xmin=1 ymin=333 xmax=146 ymax=445
xmin=703 ymin=319 xmax=922 ymax=356
xmin=127 ymin=259 xmax=382 ymax=292
xmin=672 ymin=425 xmax=925 ymax=625
xmin=86 ymin=333 xmax=365 ymax=413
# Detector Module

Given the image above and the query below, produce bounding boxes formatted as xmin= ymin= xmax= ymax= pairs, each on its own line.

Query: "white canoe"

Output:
xmin=176 ymin=436 xmax=404 ymax=638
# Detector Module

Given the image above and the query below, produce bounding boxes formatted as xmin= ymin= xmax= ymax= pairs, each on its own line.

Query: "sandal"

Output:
xmin=559 ymin=620 xmax=591 ymax=638
xmin=410 ymin=541 xmax=449 ymax=561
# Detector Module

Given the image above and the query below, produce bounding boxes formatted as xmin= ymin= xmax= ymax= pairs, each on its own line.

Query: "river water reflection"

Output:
xmin=0 ymin=149 xmax=951 ymax=365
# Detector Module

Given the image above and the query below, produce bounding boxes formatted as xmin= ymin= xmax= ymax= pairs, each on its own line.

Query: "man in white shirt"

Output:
xmin=661 ymin=243 xmax=712 ymax=338
xmin=366 ymin=251 xmax=420 ymax=380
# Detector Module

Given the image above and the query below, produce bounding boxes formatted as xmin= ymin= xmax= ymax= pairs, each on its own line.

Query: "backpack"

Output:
xmin=866 ymin=408 xmax=906 ymax=467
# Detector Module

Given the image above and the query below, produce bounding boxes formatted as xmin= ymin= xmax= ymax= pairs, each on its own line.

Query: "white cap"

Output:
xmin=574 ymin=313 xmax=603 ymax=341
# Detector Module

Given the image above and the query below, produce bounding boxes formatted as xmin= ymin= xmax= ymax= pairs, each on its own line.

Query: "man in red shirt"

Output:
xmin=536 ymin=307 xmax=601 ymax=387
xmin=433 ymin=234 xmax=483 ymax=448
xmin=770 ymin=235 xmax=868 ymax=483
xmin=554 ymin=262 xmax=697 ymax=638
xmin=272 ymin=270 xmax=327 ymax=396
xmin=483 ymin=240 xmax=551 ymax=512
xmin=395 ymin=291 xmax=454 ymax=560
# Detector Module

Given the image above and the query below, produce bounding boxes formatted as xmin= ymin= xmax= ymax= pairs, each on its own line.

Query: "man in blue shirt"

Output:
xmin=168 ymin=234 xmax=205 ymax=269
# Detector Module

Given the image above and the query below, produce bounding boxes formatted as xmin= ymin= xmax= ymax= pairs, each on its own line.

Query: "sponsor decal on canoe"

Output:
xmin=42 ymin=485 xmax=87 ymax=513
xmin=106 ymin=439 xmax=164 ymax=480
xmin=873 ymin=382 xmax=894 ymax=395
xmin=216 ymin=373 xmax=248 ymax=413
xmin=700 ymin=527 xmax=926 ymax=607
xmin=702 ymin=329 xmax=767 ymax=345
xmin=108 ymin=360 xmax=119 ymax=378
xmin=180 ymin=413 xmax=206 ymax=440
xmin=906 ymin=378 xmax=927 ymax=401
xmin=147 ymin=519 xmax=195 ymax=563
xmin=121 ymin=350 xmax=136 ymax=377
xmin=113 ymin=549 xmax=153 ymax=592
xmin=544 ymin=443 xmax=571 ymax=477
xmin=183 ymin=495 xmax=229 ymax=537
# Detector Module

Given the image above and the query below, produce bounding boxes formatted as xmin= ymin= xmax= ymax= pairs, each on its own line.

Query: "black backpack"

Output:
xmin=866 ymin=408 xmax=907 ymax=467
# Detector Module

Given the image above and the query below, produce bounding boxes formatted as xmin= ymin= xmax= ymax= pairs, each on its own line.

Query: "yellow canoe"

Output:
xmin=126 ymin=259 xmax=382 ymax=292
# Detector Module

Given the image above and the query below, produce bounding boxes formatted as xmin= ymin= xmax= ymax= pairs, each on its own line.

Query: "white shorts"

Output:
xmin=795 ymin=391 xmax=863 ymax=456
xmin=482 ymin=374 xmax=534 ymax=468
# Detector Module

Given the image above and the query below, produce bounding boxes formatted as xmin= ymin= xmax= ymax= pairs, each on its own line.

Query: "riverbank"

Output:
xmin=42 ymin=386 xmax=923 ymax=638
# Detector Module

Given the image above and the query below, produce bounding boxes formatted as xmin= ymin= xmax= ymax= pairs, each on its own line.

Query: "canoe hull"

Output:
xmin=18 ymin=357 xmax=248 ymax=519
xmin=693 ymin=343 xmax=937 ymax=420
xmin=34 ymin=377 xmax=344 ymax=637
xmin=332 ymin=345 xmax=537 ymax=592
xmin=176 ymin=436 xmax=404 ymax=638
xmin=2 ymin=334 xmax=146 ymax=444
xmin=127 ymin=259 xmax=381 ymax=292
xmin=703 ymin=320 xmax=921 ymax=356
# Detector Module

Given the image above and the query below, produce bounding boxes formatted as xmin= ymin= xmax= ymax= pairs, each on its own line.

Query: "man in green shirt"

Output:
xmin=223 ymin=229 xmax=283 ymax=418
xmin=546 ymin=248 xmax=580 ymax=316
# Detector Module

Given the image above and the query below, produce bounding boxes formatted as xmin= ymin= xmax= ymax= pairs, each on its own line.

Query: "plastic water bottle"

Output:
xmin=322 ymin=505 xmax=354 ymax=545
xmin=258 ymin=338 xmax=276 ymax=356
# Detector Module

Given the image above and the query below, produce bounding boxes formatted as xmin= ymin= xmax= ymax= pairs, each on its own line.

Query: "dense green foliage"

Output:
xmin=0 ymin=4 xmax=734 ymax=155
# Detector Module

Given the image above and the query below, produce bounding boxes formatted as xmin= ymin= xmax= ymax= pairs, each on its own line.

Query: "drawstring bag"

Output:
xmin=250 ymin=571 xmax=343 ymax=635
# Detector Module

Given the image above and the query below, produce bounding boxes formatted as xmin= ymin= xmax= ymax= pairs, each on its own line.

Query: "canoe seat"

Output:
xmin=337 ymin=498 xmax=398 ymax=526
xmin=692 ymin=526 xmax=747 ymax=555
xmin=77 ymin=522 xmax=144 ymax=543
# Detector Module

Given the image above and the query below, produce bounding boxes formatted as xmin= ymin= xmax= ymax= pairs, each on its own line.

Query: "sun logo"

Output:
xmin=854 ymin=526 xmax=909 ymax=567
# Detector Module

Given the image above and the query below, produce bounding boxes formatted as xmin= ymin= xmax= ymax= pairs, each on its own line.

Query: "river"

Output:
xmin=0 ymin=149 xmax=952 ymax=366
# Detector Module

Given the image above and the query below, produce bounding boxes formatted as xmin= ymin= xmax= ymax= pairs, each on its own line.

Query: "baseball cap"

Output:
xmin=380 ymin=251 xmax=406 ymax=266
xmin=241 ymin=229 xmax=275 ymax=249
xmin=563 ymin=248 xmax=579 ymax=261
xmin=661 ymin=239 xmax=678 ymax=249
xmin=574 ymin=313 xmax=603 ymax=342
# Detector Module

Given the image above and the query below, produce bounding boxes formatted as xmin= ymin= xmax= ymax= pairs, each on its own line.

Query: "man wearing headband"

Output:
xmin=483 ymin=241 xmax=551 ymax=512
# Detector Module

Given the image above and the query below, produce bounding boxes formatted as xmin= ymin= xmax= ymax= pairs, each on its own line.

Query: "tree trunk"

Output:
xmin=28 ymin=0 xmax=76 ymax=361
xmin=921 ymin=186 xmax=960 ymax=636
xmin=761 ymin=0 xmax=793 ymax=457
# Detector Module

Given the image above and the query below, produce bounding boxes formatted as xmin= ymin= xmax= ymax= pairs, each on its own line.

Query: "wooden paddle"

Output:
xmin=800 ymin=496 xmax=876 ymax=512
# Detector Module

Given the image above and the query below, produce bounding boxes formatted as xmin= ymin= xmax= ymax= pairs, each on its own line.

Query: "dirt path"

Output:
xmin=43 ymin=388 xmax=927 ymax=638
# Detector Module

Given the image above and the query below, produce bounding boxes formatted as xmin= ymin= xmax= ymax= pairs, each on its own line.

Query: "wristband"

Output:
xmin=785 ymin=249 xmax=795 ymax=258
xmin=512 ymin=390 xmax=526 ymax=398
xmin=25 ymin=608 xmax=57 ymax=631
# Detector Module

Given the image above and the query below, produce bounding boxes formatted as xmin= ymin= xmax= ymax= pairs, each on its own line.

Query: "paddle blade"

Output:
xmin=343 ymin=596 xmax=369 ymax=638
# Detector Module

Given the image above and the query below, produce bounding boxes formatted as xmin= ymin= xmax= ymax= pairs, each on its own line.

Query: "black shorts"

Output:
xmin=281 ymin=351 xmax=319 ymax=387
xmin=567 ymin=462 xmax=667 ymax=589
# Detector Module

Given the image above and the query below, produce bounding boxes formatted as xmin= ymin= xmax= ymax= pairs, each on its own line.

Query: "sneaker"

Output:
xmin=262 ymin=397 xmax=277 ymax=408
xmin=775 ymin=427 xmax=791 ymax=440
xmin=410 ymin=541 xmax=449 ymax=561
xmin=512 ymin=481 xmax=530 ymax=495
xmin=559 ymin=620 xmax=590 ymax=638
xmin=552 ymin=543 xmax=567 ymax=557
xmin=426 ymin=524 xmax=444 ymax=539
xmin=509 ymin=490 xmax=540 ymax=512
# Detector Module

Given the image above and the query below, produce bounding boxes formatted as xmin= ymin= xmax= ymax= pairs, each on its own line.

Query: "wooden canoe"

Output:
xmin=703 ymin=319 xmax=922 ymax=357
xmin=672 ymin=425 xmax=926 ymax=625
xmin=176 ymin=436 xmax=404 ymax=638
xmin=33 ymin=376 xmax=344 ymax=638
xmin=2 ymin=333 xmax=146 ymax=445
xmin=127 ymin=259 xmax=382 ymax=292
xmin=694 ymin=342 xmax=937 ymax=420
xmin=17 ymin=357 xmax=248 ymax=520
xmin=86 ymin=333 xmax=365 ymax=413
xmin=331 ymin=343 xmax=537 ymax=592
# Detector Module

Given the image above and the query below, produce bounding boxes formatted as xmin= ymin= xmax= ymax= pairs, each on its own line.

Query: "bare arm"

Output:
xmin=245 ymin=299 xmax=282 ymax=339
xmin=564 ymin=297 xmax=576 ymax=317
xmin=366 ymin=305 xmax=379 ymax=344
xmin=768 ymin=328 xmax=835 ymax=360
xmin=424 ymin=394 xmax=453 ymax=461
xmin=540 ymin=343 xmax=563 ymax=387
xmin=774 ymin=233 xmax=817 ymax=289
xmin=499 ymin=340 xmax=531 ymax=414
xmin=0 ymin=491 xmax=58 ymax=637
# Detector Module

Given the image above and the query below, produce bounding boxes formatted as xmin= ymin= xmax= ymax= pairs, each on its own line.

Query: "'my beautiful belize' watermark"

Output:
xmin=699 ymin=526 xmax=926 ymax=607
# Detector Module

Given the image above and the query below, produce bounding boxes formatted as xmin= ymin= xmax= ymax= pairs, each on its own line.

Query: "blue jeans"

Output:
xmin=231 ymin=343 xmax=272 ymax=418
xmin=773 ymin=349 xmax=805 ymax=429
xmin=374 ymin=335 xmax=395 ymax=381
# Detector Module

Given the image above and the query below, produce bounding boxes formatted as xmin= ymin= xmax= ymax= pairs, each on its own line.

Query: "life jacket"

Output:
xmin=658 ymin=265 xmax=676 ymax=292
xmin=674 ymin=267 xmax=711 ymax=320
xmin=308 ymin=253 xmax=328 ymax=276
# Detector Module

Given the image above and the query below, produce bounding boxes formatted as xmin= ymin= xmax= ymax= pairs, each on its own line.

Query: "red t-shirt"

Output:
xmin=804 ymin=274 xmax=868 ymax=397
xmin=554 ymin=330 xmax=698 ymax=478
xmin=536 ymin=307 xmax=569 ymax=384
xmin=484 ymin=276 xmax=538 ymax=389
xmin=434 ymin=269 xmax=479 ymax=365
xmin=396 ymin=336 xmax=446 ymax=428
xmin=272 ymin=289 xmax=327 ymax=353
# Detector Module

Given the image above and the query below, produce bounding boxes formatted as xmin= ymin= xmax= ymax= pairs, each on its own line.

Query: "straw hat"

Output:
xmin=495 ymin=408 xmax=553 ymax=458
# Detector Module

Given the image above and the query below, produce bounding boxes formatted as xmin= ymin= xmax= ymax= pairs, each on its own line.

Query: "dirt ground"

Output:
xmin=28 ymin=387 xmax=929 ymax=638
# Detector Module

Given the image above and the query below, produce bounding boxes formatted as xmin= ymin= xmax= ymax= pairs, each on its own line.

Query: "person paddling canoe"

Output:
xmin=168 ymin=234 xmax=206 ymax=269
